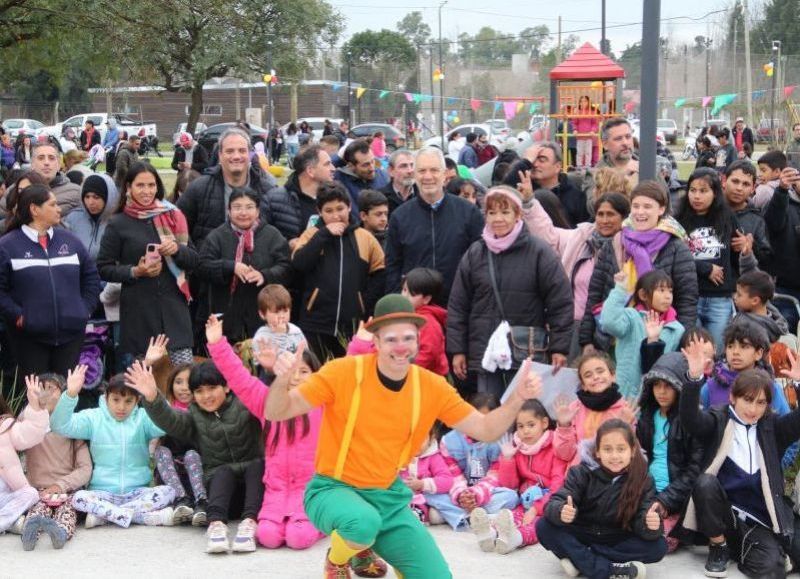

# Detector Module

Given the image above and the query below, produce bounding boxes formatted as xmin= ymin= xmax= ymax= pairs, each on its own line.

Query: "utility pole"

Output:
xmin=601 ymin=0 xmax=607 ymax=55
xmin=771 ymin=40 xmax=781 ymax=147
xmin=704 ymin=37 xmax=713 ymax=125
xmin=438 ymin=0 xmax=448 ymax=149
xmin=732 ymin=13 xmax=738 ymax=97
xmin=742 ymin=0 xmax=753 ymax=126
xmin=346 ymin=50 xmax=352 ymax=127
xmin=557 ymin=16 xmax=562 ymax=64
xmin=266 ymin=41 xmax=273 ymax=159
xmin=640 ymin=0 xmax=660 ymax=181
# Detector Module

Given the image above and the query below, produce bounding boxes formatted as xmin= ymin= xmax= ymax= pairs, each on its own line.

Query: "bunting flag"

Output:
xmin=753 ymin=90 xmax=766 ymax=100
xmin=356 ymin=87 xmax=366 ymax=99
xmin=433 ymin=68 xmax=444 ymax=81
xmin=378 ymin=90 xmax=389 ymax=99
xmin=404 ymin=92 xmax=413 ymax=102
xmin=412 ymin=94 xmax=423 ymax=104
xmin=493 ymin=102 xmax=502 ymax=114
xmin=516 ymin=101 xmax=525 ymax=114
xmin=711 ymin=93 xmax=737 ymax=115
xmin=623 ymin=101 xmax=637 ymax=113
xmin=785 ymin=85 xmax=797 ymax=99
xmin=529 ymin=102 xmax=540 ymax=114
xmin=503 ymin=101 xmax=517 ymax=120
xmin=263 ymin=69 xmax=278 ymax=84
xmin=470 ymin=98 xmax=481 ymax=112
xmin=764 ymin=62 xmax=774 ymax=77
xmin=701 ymin=96 xmax=713 ymax=108
xmin=421 ymin=94 xmax=434 ymax=103
xmin=447 ymin=97 xmax=458 ymax=106
xmin=674 ymin=98 xmax=686 ymax=108
xmin=332 ymin=84 xmax=342 ymax=92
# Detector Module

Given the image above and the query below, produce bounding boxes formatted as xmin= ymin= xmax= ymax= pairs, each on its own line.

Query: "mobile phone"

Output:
xmin=145 ymin=243 xmax=160 ymax=262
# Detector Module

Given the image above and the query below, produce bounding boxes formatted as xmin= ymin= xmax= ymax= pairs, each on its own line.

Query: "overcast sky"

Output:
xmin=330 ymin=0 xmax=740 ymax=53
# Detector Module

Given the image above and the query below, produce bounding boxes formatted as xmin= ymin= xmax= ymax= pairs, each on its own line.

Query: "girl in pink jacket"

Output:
xmin=471 ymin=399 xmax=568 ymax=554
xmin=574 ymin=95 xmax=598 ymax=169
xmin=0 ymin=378 xmax=49 ymax=533
xmin=206 ymin=316 xmax=324 ymax=550
xmin=552 ymin=354 xmax=636 ymax=467
xmin=399 ymin=430 xmax=454 ymax=523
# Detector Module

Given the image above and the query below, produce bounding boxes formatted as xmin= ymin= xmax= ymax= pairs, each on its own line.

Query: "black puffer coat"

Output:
xmin=263 ymin=172 xmax=318 ymax=241
xmin=579 ymin=232 xmax=698 ymax=348
xmin=446 ymin=227 xmax=573 ymax=373
xmin=764 ymin=186 xmax=800 ymax=289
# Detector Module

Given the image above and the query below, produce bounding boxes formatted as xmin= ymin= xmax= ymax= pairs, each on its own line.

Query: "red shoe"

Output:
xmin=325 ymin=549 xmax=352 ymax=579
xmin=350 ymin=549 xmax=388 ymax=578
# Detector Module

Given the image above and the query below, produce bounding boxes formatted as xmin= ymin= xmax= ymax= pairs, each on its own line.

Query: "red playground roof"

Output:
xmin=549 ymin=43 xmax=626 ymax=80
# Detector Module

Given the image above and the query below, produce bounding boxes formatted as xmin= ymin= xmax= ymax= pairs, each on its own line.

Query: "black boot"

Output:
xmin=609 ymin=561 xmax=645 ymax=578
xmin=704 ymin=542 xmax=730 ymax=578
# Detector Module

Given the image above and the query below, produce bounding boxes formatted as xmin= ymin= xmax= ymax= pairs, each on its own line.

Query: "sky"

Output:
xmin=329 ymin=0 xmax=741 ymax=52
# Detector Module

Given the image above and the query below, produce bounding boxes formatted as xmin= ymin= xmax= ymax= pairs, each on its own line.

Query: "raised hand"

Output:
xmin=554 ymin=394 xmax=578 ymax=428
xmin=254 ymin=338 xmax=279 ymax=371
xmin=65 ymin=365 xmax=88 ymax=398
xmin=205 ymin=314 xmax=224 ymax=345
xmin=645 ymin=502 xmax=661 ymax=531
xmin=24 ymin=374 xmax=43 ymax=410
xmin=516 ymin=169 xmax=534 ymax=202
xmin=644 ymin=310 xmax=664 ymax=343
xmin=355 ymin=319 xmax=374 ymax=342
xmin=561 ymin=495 xmax=577 ymax=524
xmin=682 ymin=337 xmax=713 ymax=379
xmin=123 ymin=360 xmax=159 ymax=402
xmin=781 ymin=349 xmax=800 ymax=381
xmin=619 ymin=398 xmax=639 ymax=425
xmin=273 ymin=341 xmax=306 ymax=380
xmin=613 ymin=270 xmax=628 ymax=287
xmin=515 ymin=359 xmax=543 ymax=401
xmin=144 ymin=334 xmax=170 ymax=365
xmin=499 ymin=432 xmax=517 ymax=459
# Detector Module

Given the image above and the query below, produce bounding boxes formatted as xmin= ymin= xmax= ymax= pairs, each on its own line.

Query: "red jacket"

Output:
xmin=497 ymin=432 xmax=568 ymax=514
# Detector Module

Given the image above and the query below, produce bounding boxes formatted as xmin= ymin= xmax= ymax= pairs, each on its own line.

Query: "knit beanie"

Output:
xmin=82 ymin=174 xmax=109 ymax=203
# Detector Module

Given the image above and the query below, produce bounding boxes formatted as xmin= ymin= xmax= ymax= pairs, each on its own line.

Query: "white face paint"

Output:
xmin=374 ymin=323 xmax=420 ymax=373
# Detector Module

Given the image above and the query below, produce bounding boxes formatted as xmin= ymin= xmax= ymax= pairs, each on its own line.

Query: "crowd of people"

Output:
xmin=4 ymin=114 xmax=800 ymax=579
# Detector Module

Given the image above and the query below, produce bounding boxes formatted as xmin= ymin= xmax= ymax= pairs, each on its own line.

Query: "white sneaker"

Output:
xmin=494 ymin=509 xmax=522 ymax=555
xmin=142 ymin=507 xmax=175 ymax=527
xmin=8 ymin=515 xmax=25 ymax=535
xmin=428 ymin=507 xmax=444 ymax=525
xmin=468 ymin=507 xmax=496 ymax=552
xmin=206 ymin=521 xmax=230 ymax=554
xmin=85 ymin=514 xmax=107 ymax=529
xmin=231 ymin=518 xmax=257 ymax=553
xmin=560 ymin=558 xmax=581 ymax=577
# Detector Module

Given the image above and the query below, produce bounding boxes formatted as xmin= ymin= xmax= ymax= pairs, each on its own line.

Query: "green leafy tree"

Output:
xmin=458 ymin=27 xmax=525 ymax=66
xmin=397 ymin=11 xmax=431 ymax=50
xmin=518 ymin=25 xmax=550 ymax=59
xmin=753 ymin=0 xmax=800 ymax=56
xmin=342 ymin=30 xmax=416 ymax=67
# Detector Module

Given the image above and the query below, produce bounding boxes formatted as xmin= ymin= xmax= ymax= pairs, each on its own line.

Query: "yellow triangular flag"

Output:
xmin=516 ymin=101 xmax=525 ymax=113
xmin=356 ymin=87 xmax=366 ymax=99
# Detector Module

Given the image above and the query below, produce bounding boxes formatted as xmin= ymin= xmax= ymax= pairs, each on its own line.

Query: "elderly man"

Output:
xmin=264 ymin=293 xmax=543 ymax=579
xmin=335 ymin=139 xmax=389 ymax=220
xmin=525 ymin=142 xmax=588 ymax=226
xmin=379 ymin=149 xmax=418 ymax=213
xmin=177 ymin=127 xmax=276 ymax=246
xmin=385 ymin=147 xmax=483 ymax=301
xmin=171 ymin=132 xmax=209 ymax=174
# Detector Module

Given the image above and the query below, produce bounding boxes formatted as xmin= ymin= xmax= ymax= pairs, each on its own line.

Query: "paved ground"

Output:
xmin=0 ymin=523 xmax=747 ymax=578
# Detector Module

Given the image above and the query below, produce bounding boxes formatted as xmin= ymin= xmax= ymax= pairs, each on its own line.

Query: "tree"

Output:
xmin=97 ymin=0 xmax=342 ymax=133
xmin=0 ymin=0 xmax=59 ymax=48
xmin=342 ymin=30 xmax=416 ymax=67
xmin=753 ymin=0 xmax=800 ymax=56
xmin=397 ymin=11 xmax=431 ymax=49
xmin=518 ymin=26 xmax=550 ymax=59
xmin=458 ymin=27 xmax=524 ymax=66
xmin=617 ymin=42 xmax=643 ymax=89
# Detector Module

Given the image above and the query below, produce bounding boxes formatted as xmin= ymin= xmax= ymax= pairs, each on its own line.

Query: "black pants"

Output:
xmin=304 ymin=330 xmax=347 ymax=362
xmin=10 ymin=329 xmax=84 ymax=378
xmin=535 ymin=518 xmax=667 ymax=579
xmin=476 ymin=369 xmax=516 ymax=402
xmin=206 ymin=460 xmax=264 ymax=523
xmin=692 ymin=473 xmax=800 ymax=578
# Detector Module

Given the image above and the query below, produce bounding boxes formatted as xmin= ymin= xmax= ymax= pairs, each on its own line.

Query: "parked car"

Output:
xmin=350 ymin=123 xmax=405 ymax=152
xmin=756 ymin=118 xmax=787 ymax=143
xmin=630 ymin=120 xmax=665 ymax=146
xmin=2 ymin=118 xmax=45 ymax=139
xmin=483 ymin=119 xmax=511 ymax=139
xmin=657 ymin=118 xmax=678 ymax=144
xmin=172 ymin=122 xmax=208 ymax=145
xmin=195 ymin=122 xmax=269 ymax=154
xmin=40 ymin=113 xmax=157 ymax=143
xmin=423 ymin=123 xmax=504 ymax=150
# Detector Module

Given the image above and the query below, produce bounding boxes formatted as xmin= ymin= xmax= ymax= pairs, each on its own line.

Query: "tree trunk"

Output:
xmin=187 ymin=84 xmax=203 ymax=135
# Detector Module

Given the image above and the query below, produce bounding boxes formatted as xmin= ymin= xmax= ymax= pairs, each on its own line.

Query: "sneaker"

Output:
xmin=609 ymin=561 xmax=646 ymax=578
xmin=142 ymin=507 xmax=175 ymax=527
xmin=206 ymin=521 xmax=230 ymax=554
xmin=84 ymin=514 xmax=107 ymax=529
xmin=349 ymin=548 xmax=388 ymax=578
xmin=21 ymin=516 xmax=43 ymax=551
xmin=704 ymin=542 xmax=730 ymax=578
xmin=494 ymin=509 xmax=521 ymax=555
xmin=231 ymin=518 xmax=257 ymax=553
xmin=192 ymin=499 xmax=208 ymax=527
xmin=324 ymin=549 xmax=352 ymax=579
xmin=8 ymin=515 xmax=25 ymax=535
xmin=428 ymin=507 xmax=444 ymax=525
xmin=172 ymin=497 xmax=194 ymax=525
xmin=469 ymin=507 xmax=496 ymax=552
xmin=40 ymin=517 xmax=68 ymax=550
xmin=560 ymin=558 xmax=581 ymax=577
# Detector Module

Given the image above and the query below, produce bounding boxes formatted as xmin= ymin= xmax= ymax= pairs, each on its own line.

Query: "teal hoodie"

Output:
xmin=50 ymin=392 xmax=164 ymax=494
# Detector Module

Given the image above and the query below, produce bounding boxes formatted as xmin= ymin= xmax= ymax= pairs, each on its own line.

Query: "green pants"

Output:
xmin=304 ymin=475 xmax=451 ymax=579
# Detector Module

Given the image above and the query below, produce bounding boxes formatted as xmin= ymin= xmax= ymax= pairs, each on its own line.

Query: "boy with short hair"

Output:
xmin=252 ymin=284 xmax=306 ymax=374
xmin=50 ymin=367 xmax=176 ymax=529
xmin=723 ymin=160 xmax=773 ymax=270
xmin=129 ymin=359 xmax=265 ymax=554
xmin=292 ymin=181 xmax=385 ymax=359
xmin=358 ymin=189 xmax=389 ymax=249
xmin=733 ymin=270 xmax=789 ymax=343
xmin=753 ymin=150 xmax=787 ymax=209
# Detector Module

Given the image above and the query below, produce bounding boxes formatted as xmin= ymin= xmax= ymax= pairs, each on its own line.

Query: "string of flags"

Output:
xmin=672 ymin=84 xmax=799 ymax=115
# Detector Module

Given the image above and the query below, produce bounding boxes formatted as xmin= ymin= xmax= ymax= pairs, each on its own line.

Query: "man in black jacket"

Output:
xmin=380 ymin=149 xmax=418 ymax=214
xmin=264 ymin=144 xmax=335 ymax=249
xmin=177 ymin=127 xmax=276 ymax=247
xmin=385 ymin=147 xmax=483 ymax=302
xmin=172 ymin=132 xmax=209 ymax=174
xmin=529 ymin=142 xmax=589 ymax=226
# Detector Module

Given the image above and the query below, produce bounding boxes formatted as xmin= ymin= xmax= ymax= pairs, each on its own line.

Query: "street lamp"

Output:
xmin=346 ymin=50 xmax=352 ymax=127
xmin=704 ymin=37 xmax=713 ymax=125
xmin=266 ymin=40 xmax=273 ymax=160
xmin=601 ymin=0 xmax=607 ymax=55
xmin=438 ymin=0 xmax=448 ymax=150
xmin=770 ymin=40 xmax=781 ymax=147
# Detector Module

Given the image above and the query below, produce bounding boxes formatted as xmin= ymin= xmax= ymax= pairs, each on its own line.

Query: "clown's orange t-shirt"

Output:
xmin=298 ymin=354 xmax=474 ymax=489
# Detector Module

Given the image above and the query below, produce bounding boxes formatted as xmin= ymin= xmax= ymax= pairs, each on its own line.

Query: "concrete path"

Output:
xmin=0 ymin=523 xmax=747 ymax=578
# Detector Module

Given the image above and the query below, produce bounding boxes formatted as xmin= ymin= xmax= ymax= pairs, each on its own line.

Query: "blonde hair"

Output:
xmin=592 ymin=167 xmax=632 ymax=201
xmin=63 ymin=150 xmax=87 ymax=171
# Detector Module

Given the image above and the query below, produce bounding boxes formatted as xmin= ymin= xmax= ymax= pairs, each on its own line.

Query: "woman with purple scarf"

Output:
xmin=447 ymin=186 xmax=574 ymax=399
xmin=579 ymin=181 xmax=699 ymax=353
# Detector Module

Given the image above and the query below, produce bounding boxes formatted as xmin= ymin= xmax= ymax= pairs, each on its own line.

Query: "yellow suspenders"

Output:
xmin=333 ymin=356 xmax=421 ymax=481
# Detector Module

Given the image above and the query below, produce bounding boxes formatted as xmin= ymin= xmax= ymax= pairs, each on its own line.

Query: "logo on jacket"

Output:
xmin=57 ymin=244 xmax=69 ymax=256
xmin=24 ymin=251 xmax=32 ymax=258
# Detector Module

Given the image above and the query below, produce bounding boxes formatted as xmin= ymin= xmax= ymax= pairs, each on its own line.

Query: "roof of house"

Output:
xmin=549 ymin=43 xmax=626 ymax=81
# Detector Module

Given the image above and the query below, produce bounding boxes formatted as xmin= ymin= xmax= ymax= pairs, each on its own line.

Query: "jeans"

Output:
xmin=696 ymin=296 xmax=734 ymax=353
xmin=424 ymin=487 xmax=519 ymax=530
xmin=286 ymin=142 xmax=299 ymax=168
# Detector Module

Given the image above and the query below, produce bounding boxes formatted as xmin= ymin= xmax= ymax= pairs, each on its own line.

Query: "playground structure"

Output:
xmin=549 ymin=43 xmax=625 ymax=168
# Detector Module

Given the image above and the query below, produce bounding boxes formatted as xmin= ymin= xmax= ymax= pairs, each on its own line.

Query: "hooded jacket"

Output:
xmin=50 ymin=392 xmax=165 ymax=493
xmin=0 ymin=405 xmax=49 ymax=491
xmin=263 ymin=171 xmax=318 ymax=241
xmin=50 ymin=173 xmax=82 ymax=217
xmin=63 ymin=174 xmax=120 ymax=260
xmin=763 ymin=185 xmax=800 ymax=289
xmin=636 ymin=353 xmax=704 ymax=515
xmin=400 ymin=438 xmax=454 ymax=506
xmin=171 ymin=143 xmax=209 ymax=174
xmin=440 ymin=430 xmax=505 ymax=507
xmin=734 ymin=204 xmax=773 ymax=272
xmin=334 ymin=165 xmax=390 ymax=220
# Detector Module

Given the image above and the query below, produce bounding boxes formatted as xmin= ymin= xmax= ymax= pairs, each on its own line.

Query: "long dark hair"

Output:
xmin=117 ymin=161 xmax=165 ymax=212
xmin=678 ymin=168 xmax=734 ymax=242
xmin=534 ymin=188 xmax=572 ymax=229
xmin=264 ymin=349 xmax=321 ymax=455
xmin=5 ymin=184 xmax=52 ymax=232
xmin=595 ymin=419 xmax=649 ymax=530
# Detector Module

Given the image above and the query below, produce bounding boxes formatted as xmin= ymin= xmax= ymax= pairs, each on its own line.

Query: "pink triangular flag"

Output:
xmin=785 ymin=85 xmax=797 ymax=99
xmin=702 ymin=96 xmax=713 ymax=108
xmin=405 ymin=92 xmax=413 ymax=102
xmin=470 ymin=98 xmax=481 ymax=112
xmin=503 ymin=101 xmax=517 ymax=120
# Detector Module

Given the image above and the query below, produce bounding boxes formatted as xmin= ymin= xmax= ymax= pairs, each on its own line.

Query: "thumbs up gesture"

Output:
xmin=645 ymin=502 xmax=662 ymax=531
xmin=561 ymin=495 xmax=577 ymax=524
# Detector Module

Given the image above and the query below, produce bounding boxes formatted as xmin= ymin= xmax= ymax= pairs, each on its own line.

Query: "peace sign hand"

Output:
xmin=273 ymin=341 xmax=306 ymax=380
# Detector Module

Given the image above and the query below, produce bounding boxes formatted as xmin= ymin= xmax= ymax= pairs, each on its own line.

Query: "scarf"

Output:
xmin=482 ymin=219 xmax=524 ymax=254
xmin=171 ymin=399 xmax=190 ymax=412
xmin=123 ymin=198 xmax=191 ymax=302
xmin=576 ymin=384 xmax=622 ymax=412
xmin=621 ymin=227 xmax=671 ymax=277
xmin=587 ymin=229 xmax=614 ymax=255
xmin=705 ymin=361 xmax=739 ymax=408
xmin=513 ymin=430 xmax=552 ymax=456
xmin=230 ymin=220 xmax=258 ymax=294
xmin=634 ymin=303 xmax=678 ymax=323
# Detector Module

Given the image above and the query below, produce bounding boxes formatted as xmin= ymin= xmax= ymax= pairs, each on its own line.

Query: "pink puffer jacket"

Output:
xmin=0 ymin=405 xmax=49 ymax=491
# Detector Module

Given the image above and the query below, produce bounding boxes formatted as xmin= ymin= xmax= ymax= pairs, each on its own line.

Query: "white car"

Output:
xmin=423 ymin=123 xmax=505 ymax=150
xmin=630 ymin=120 xmax=665 ymax=146
xmin=2 ymin=118 xmax=45 ymax=139
xmin=41 ymin=113 xmax=157 ymax=142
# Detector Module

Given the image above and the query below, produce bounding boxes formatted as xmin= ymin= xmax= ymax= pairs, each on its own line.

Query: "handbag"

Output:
xmin=486 ymin=251 xmax=550 ymax=364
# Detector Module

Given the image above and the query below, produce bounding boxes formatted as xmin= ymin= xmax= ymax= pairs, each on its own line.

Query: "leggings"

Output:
xmin=27 ymin=496 xmax=78 ymax=539
xmin=510 ymin=505 xmax=539 ymax=546
xmin=0 ymin=480 xmax=38 ymax=532
xmin=154 ymin=447 xmax=207 ymax=501
xmin=72 ymin=486 xmax=175 ymax=528
xmin=257 ymin=515 xmax=324 ymax=550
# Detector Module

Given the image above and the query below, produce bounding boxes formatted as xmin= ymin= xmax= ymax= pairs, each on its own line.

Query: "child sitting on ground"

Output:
xmin=127 ymin=359 xmax=265 ymax=554
xmin=0 ymin=378 xmax=49 ymax=535
xmin=252 ymin=284 xmax=306 ymax=377
xmin=50 ymin=365 xmax=176 ymax=529
xmin=471 ymin=399 xmax=568 ymax=555
xmin=536 ymin=419 xmax=667 ymax=578
xmin=424 ymin=393 xmax=519 ymax=532
xmin=600 ymin=269 xmax=685 ymax=399
xmin=399 ymin=425 xmax=453 ymax=525
xmin=21 ymin=374 xmax=92 ymax=550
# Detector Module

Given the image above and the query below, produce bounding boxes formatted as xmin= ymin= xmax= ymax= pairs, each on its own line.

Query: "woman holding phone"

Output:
xmin=96 ymin=162 xmax=198 ymax=365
